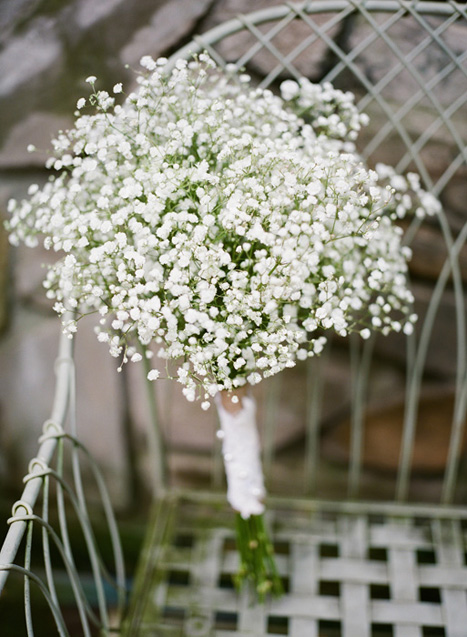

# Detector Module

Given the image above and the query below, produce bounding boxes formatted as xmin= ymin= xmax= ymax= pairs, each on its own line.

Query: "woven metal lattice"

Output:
xmin=171 ymin=1 xmax=467 ymax=196
xmin=125 ymin=495 xmax=467 ymax=637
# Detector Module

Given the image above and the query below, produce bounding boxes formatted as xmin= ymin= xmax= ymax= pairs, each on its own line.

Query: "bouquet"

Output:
xmin=7 ymin=53 xmax=440 ymax=599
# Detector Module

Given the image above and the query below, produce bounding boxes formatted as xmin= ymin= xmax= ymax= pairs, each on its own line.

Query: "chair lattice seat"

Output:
xmin=125 ymin=495 xmax=467 ymax=636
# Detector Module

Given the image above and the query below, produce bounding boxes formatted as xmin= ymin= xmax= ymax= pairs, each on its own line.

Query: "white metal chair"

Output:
xmin=1 ymin=2 xmax=466 ymax=636
xmin=124 ymin=2 xmax=467 ymax=636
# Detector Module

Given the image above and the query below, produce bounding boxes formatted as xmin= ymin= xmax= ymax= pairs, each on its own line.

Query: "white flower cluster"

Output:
xmin=7 ymin=54 xmax=441 ymax=405
xmin=280 ymin=78 xmax=369 ymax=141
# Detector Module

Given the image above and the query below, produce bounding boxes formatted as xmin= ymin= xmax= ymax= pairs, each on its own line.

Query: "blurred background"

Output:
xmin=0 ymin=0 xmax=466 ymax=518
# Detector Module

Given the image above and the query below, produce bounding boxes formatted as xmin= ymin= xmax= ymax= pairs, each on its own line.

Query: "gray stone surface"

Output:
xmin=0 ymin=17 xmax=65 ymax=149
xmin=0 ymin=112 xmax=73 ymax=168
xmin=0 ymin=0 xmax=41 ymax=44
xmin=200 ymin=0 xmax=338 ymax=80
xmin=0 ymin=18 xmax=62 ymax=99
xmin=121 ymin=0 xmax=214 ymax=68
xmin=200 ymin=0 xmax=282 ymax=26
xmin=14 ymin=242 xmax=56 ymax=309
xmin=0 ymin=313 xmax=62 ymax=478
xmin=0 ymin=213 xmax=9 ymax=335
xmin=348 ymin=16 xmax=467 ymax=107
xmin=73 ymin=318 xmax=129 ymax=502
xmin=0 ymin=0 xmax=177 ymax=153
xmin=75 ymin=0 xmax=127 ymax=29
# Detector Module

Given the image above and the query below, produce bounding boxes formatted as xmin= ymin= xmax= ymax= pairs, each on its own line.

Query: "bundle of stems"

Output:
xmin=234 ymin=513 xmax=283 ymax=601
xmin=217 ymin=388 xmax=282 ymax=601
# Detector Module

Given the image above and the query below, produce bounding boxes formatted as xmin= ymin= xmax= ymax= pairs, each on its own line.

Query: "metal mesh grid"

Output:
xmin=171 ymin=1 xmax=467 ymax=196
xmin=125 ymin=495 xmax=467 ymax=637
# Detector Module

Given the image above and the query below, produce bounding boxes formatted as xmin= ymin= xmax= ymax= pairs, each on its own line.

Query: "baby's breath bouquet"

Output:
xmin=7 ymin=53 xmax=440 ymax=599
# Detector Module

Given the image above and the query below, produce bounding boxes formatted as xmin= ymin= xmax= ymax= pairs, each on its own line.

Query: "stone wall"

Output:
xmin=0 ymin=1 xmax=466 ymax=506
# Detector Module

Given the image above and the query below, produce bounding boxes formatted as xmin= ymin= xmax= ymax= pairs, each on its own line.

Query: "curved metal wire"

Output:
xmin=347 ymin=334 xmax=376 ymax=499
xmin=0 ymin=326 xmax=127 ymax=635
xmin=169 ymin=1 xmax=466 ymax=194
xmin=169 ymin=1 xmax=460 ymax=65
xmin=396 ymin=214 xmax=467 ymax=502
xmin=1 ymin=564 xmax=70 ymax=637
xmin=0 ymin=333 xmax=72 ymax=594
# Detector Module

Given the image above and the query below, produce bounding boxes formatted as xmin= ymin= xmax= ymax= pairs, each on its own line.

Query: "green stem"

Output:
xmin=233 ymin=513 xmax=283 ymax=602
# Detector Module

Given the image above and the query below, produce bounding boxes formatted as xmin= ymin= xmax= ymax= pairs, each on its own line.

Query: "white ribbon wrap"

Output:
xmin=215 ymin=395 xmax=266 ymax=519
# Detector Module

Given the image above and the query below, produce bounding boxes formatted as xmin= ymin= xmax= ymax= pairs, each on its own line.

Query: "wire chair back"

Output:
xmin=160 ymin=0 xmax=467 ymax=508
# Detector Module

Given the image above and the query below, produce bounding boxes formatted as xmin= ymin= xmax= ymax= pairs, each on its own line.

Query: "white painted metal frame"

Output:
xmin=0 ymin=326 xmax=126 ymax=636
